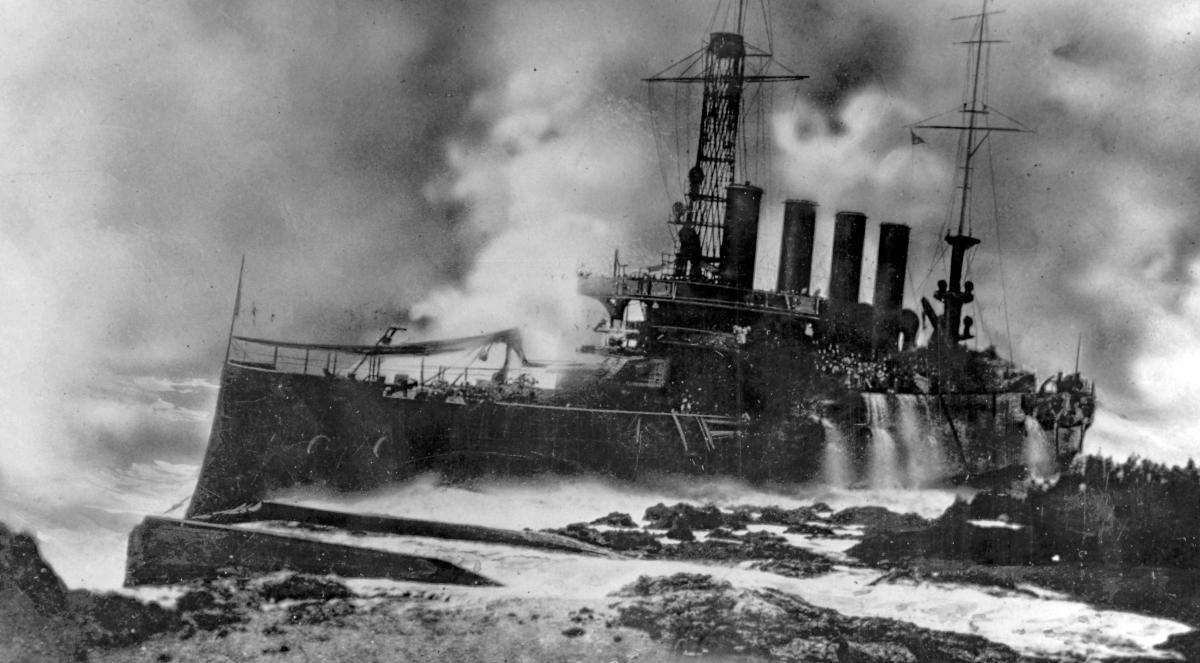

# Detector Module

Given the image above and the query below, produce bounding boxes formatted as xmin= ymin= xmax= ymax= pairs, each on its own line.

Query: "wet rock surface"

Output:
xmin=544 ymin=523 xmax=663 ymax=553
xmin=846 ymin=493 xmax=1041 ymax=567
xmin=547 ymin=506 xmax=843 ymax=570
xmin=1 ymin=523 xmax=68 ymax=614
xmin=613 ymin=572 xmax=1023 ymax=662
xmin=784 ymin=522 xmax=840 ymax=537
xmin=259 ymin=574 xmax=353 ymax=603
xmin=0 ymin=522 xmax=184 ymax=660
xmin=643 ymin=502 xmax=750 ymax=530
xmin=285 ymin=597 xmax=356 ymax=626
xmin=757 ymin=505 xmax=823 ymax=527
xmin=661 ymin=530 xmax=831 ymax=564
xmin=0 ymin=518 xmax=386 ymax=661
xmin=590 ymin=512 xmax=637 ymax=528
xmin=9 ymin=484 xmax=1199 ymax=662
xmin=828 ymin=506 xmax=929 ymax=530
xmin=665 ymin=520 xmax=696 ymax=541
xmin=839 ymin=487 xmax=1200 ymax=660
xmin=749 ymin=558 xmax=835 ymax=579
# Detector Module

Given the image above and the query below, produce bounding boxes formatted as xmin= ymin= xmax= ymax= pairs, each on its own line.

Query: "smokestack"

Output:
xmin=776 ymin=199 xmax=817 ymax=293
xmin=829 ymin=211 xmax=867 ymax=303
xmin=719 ymin=183 xmax=763 ymax=289
xmin=872 ymin=223 xmax=910 ymax=310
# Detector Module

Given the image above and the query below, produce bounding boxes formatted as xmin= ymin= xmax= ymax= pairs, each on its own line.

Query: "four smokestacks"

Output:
xmin=720 ymin=182 xmax=911 ymax=308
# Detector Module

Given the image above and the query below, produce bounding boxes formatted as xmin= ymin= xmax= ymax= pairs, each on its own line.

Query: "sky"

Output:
xmin=2 ymin=0 xmax=1200 ymax=508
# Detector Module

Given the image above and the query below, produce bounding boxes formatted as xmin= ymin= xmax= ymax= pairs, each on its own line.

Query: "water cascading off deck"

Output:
xmin=1023 ymin=414 xmax=1056 ymax=478
xmin=818 ymin=393 xmax=951 ymax=489
xmin=864 ymin=395 xmax=903 ymax=489
xmin=820 ymin=418 xmax=852 ymax=489
xmin=896 ymin=394 xmax=946 ymax=487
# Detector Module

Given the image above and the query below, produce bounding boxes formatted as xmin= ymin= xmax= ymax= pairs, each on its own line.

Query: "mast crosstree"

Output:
xmin=913 ymin=0 xmax=1030 ymax=345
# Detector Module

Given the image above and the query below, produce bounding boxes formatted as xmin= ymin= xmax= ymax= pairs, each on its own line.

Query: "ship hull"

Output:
xmin=187 ymin=362 xmax=1085 ymax=516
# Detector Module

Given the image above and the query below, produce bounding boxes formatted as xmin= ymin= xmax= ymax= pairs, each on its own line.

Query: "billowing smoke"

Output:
xmin=2 ymin=0 xmax=1199 ymax=518
xmin=0 ymin=0 xmax=492 ymax=497
xmin=411 ymin=3 xmax=670 ymax=355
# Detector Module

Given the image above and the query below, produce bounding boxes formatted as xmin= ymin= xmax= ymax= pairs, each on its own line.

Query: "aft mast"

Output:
xmin=914 ymin=0 xmax=1028 ymax=346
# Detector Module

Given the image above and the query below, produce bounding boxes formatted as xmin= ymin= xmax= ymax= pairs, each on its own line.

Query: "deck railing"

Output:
xmin=605 ymin=274 xmax=822 ymax=318
xmin=227 ymin=337 xmax=511 ymax=388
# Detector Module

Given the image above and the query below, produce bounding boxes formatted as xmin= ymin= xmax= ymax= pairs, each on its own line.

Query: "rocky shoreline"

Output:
xmin=4 ymin=484 xmax=1198 ymax=662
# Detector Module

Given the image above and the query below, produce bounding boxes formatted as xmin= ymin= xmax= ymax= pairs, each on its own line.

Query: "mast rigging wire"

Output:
xmin=986 ymin=132 xmax=1016 ymax=364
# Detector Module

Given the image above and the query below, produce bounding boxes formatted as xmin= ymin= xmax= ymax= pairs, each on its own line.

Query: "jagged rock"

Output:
xmin=0 ymin=523 xmax=67 ymax=616
xmin=643 ymin=503 xmax=730 ymax=530
xmin=545 ymin=523 xmax=662 ymax=553
xmin=1160 ymin=630 xmax=1200 ymax=661
xmin=70 ymin=592 xmax=180 ymax=648
xmin=666 ymin=521 xmax=695 ymax=542
xmin=177 ymin=586 xmax=245 ymax=631
xmin=286 ymin=599 xmax=354 ymax=626
xmin=616 ymin=573 xmax=731 ymax=597
xmin=590 ymin=512 xmax=637 ymax=528
xmin=642 ymin=503 xmax=681 ymax=528
xmin=726 ymin=505 xmax=759 ymax=525
xmin=718 ymin=508 xmax=753 ymax=530
xmin=768 ymin=637 xmax=844 ymax=661
xmin=846 ymin=641 xmax=919 ymax=662
xmin=784 ymin=522 xmax=839 ymax=537
xmin=706 ymin=527 xmax=740 ymax=540
xmin=758 ymin=505 xmax=821 ymax=527
xmin=741 ymin=530 xmax=789 ymax=546
xmin=848 ymin=493 xmax=1042 ymax=567
xmin=928 ymin=499 xmax=1034 ymax=565
xmin=845 ymin=528 xmax=931 ymax=565
xmin=0 ymin=523 xmax=80 ymax=662
xmin=546 ymin=523 xmax=608 ymax=548
xmin=0 ymin=521 xmax=182 ymax=660
xmin=659 ymin=539 xmax=746 ymax=561
xmin=613 ymin=573 xmax=1021 ymax=662
xmin=829 ymin=506 xmax=928 ymax=530
xmin=660 ymin=533 xmax=832 ymax=566
xmin=259 ymin=574 xmax=352 ymax=602
xmin=961 ymin=492 xmax=1033 ymax=525
xmin=751 ymin=558 xmax=834 ymax=579
xmin=606 ymin=530 xmax=663 ymax=552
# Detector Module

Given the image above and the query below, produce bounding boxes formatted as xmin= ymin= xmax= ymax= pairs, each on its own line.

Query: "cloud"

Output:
xmin=0 ymin=0 xmax=487 ymax=493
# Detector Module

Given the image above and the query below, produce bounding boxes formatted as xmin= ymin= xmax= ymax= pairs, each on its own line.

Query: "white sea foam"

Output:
xmin=243 ymin=515 xmax=1192 ymax=660
xmin=819 ymin=418 xmax=852 ymax=489
xmin=4 ymin=460 xmax=197 ymax=590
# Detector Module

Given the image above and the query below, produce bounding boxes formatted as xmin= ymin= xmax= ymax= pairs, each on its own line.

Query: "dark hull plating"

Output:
xmin=188 ymin=362 xmax=1084 ymax=516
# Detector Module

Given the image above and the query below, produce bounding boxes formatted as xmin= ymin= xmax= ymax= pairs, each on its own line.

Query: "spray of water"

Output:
xmin=1023 ymin=415 xmax=1057 ymax=478
xmin=896 ymin=394 xmax=945 ymax=487
xmin=820 ymin=418 xmax=853 ymax=489
xmin=864 ymin=394 xmax=903 ymax=489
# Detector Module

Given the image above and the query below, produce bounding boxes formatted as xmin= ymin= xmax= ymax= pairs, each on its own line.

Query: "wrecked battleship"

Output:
xmin=173 ymin=4 xmax=1093 ymax=535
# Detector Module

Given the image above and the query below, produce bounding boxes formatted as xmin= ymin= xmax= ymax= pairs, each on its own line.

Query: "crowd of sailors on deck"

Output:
xmin=814 ymin=346 xmax=899 ymax=391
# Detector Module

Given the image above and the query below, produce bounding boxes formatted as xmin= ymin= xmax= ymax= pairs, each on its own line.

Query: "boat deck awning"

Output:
xmin=233 ymin=328 xmax=524 ymax=360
